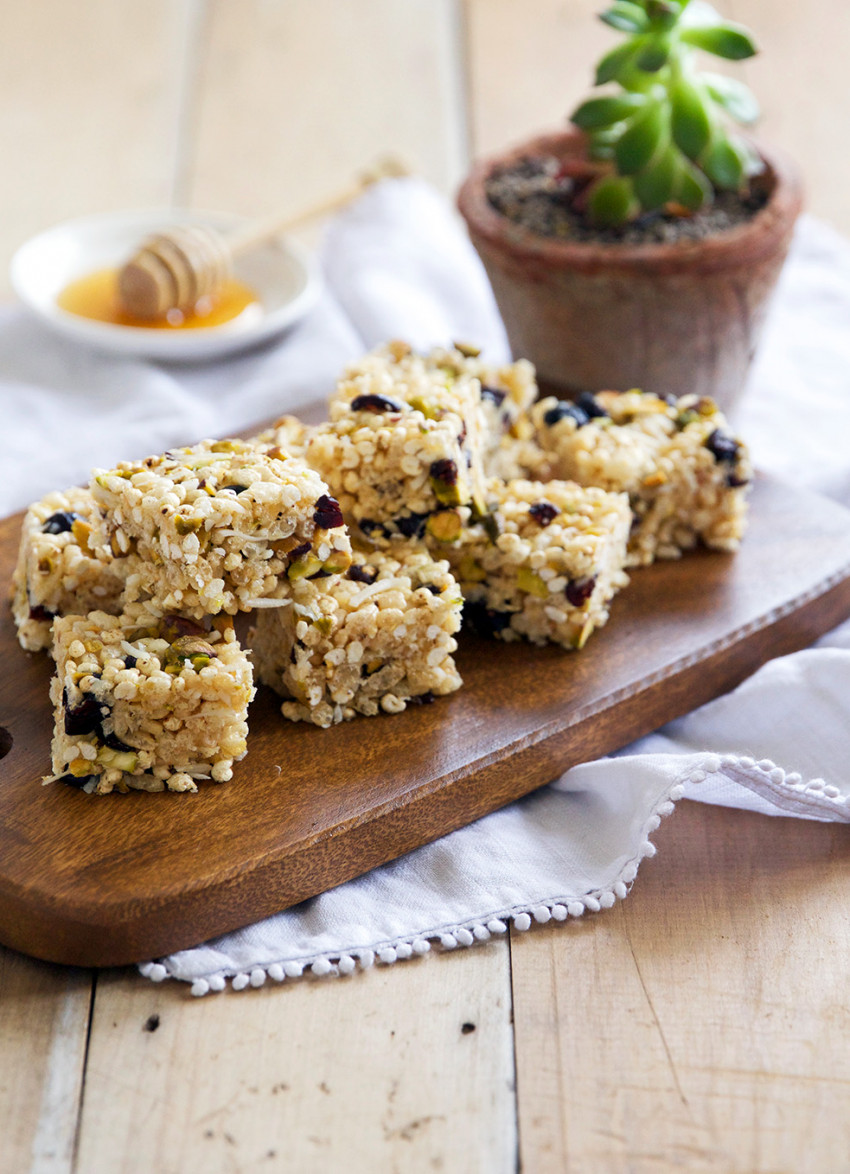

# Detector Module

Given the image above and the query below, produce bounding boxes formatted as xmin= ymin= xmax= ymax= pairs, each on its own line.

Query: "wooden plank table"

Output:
xmin=1 ymin=3 xmax=849 ymax=1170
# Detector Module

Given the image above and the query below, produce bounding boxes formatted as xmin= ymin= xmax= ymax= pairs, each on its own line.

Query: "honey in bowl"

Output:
xmin=57 ymin=268 xmax=260 ymax=330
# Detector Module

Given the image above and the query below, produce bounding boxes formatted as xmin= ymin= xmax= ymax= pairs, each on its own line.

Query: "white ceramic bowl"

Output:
xmin=9 ymin=208 xmax=322 ymax=361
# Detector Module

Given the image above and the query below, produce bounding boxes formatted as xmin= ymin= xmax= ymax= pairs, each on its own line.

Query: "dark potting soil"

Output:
xmin=485 ymin=155 xmax=769 ymax=245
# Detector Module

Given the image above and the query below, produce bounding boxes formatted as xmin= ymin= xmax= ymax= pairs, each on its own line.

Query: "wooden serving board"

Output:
xmin=2 ymin=474 xmax=850 ymax=968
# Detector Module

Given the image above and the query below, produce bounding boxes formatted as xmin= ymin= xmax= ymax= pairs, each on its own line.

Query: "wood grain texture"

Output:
xmin=3 ymin=4 xmax=849 ymax=1170
xmin=510 ymin=800 xmax=850 ymax=1173
xmin=75 ymin=945 xmax=515 ymax=1173
xmin=729 ymin=0 xmax=850 ymax=234
xmin=188 ymin=0 xmax=468 ymax=221
xmin=0 ymin=0 xmax=185 ymax=298
xmin=465 ymin=0 xmax=607 ymax=159
xmin=3 ymin=476 xmax=850 ymax=967
xmin=0 ymin=947 xmax=91 ymax=1174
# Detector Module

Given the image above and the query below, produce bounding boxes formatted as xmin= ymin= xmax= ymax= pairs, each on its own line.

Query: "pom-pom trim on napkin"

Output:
xmin=706 ymin=753 xmax=850 ymax=819
xmin=138 ymin=752 xmax=849 ymax=995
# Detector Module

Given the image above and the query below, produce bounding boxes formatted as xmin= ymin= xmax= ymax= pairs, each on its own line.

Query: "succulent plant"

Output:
xmin=570 ymin=0 xmax=761 ymax=227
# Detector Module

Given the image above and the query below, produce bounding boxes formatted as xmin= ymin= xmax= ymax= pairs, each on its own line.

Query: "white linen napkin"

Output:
xmin=3 ymin=179 xmax=849 ymax=994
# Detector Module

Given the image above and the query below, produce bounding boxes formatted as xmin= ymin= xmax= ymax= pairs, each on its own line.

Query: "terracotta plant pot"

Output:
xmin=457 ymin=130 xmax=804 ymax=408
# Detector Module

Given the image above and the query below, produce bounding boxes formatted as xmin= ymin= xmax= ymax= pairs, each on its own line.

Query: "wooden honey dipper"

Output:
xmin=118 ymin=155 xmax=411 ymax=321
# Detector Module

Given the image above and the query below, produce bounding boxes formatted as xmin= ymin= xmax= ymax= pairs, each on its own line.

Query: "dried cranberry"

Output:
xmin=42 ymin=511 xmax=80 ymax=535
xmin=101 ymin=731 xmax=134 ymax=753
xmin=395 ymin=512 xmax=429 ymax=539
xmin=528 ymin=501 xmax=559 ymax=527
xmin=543 ymin=401 xmax=589 ymax=428
xmin=463 ymin=601 xmax=513 ymax=636
xmin=429 ymin=459 xmax=458 ymax=488
xmin=576 ymin=391 xmax=609 ymax=420
xmin=349 ymin=565 xmax=378 ymax=585
xmin=706 ymin=430 xmax=739 ymax=463
xmin=61 ymin=773 xmax=94 ymax=790
xmin=313 ymin=495 xmax=345 ymax=529
xmin=63 ymin=689 xmax=104 ymax=737
xmin=480 ymin=385 xmax=506 ymax=407
xmin=123 ymin=654 xmax=137 ymax=669
xmin=29 ymin=604 xmax=56 ymax=622
xmin=565 ymin=576 xmax=597 ymax=607
xmin=287 ymin=542 xmax=312 ymax=564
xmin=727 ymin=472 xmax=750 ymax=489
xmin=350 ymin=394 xmax=403 ymax=414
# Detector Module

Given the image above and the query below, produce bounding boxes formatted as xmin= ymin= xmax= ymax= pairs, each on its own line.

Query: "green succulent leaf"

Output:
xmin=587 ymin=174 xmax=637 ymax=227
xmin=636 ymin=34 xmax=672 ymax=71
xmin=614 ymin=101 xmax=665 ymax=175
xmin=587 ymin=127 xmax=621 ymax=160
xmin=732 ymin=133 xmax=765 ymax=178
xmin=571 ymin=92 xmax=647 ymax=130
xmin=633 ymin=145 xmax=679 ymax=210
xmin=680 ymin=22 xmax=757 ymax=60
xmin=703 ymin=71 xmax=759 ymax=123
xmin=702 ymin=133 xmax=745 ymax=189
xmin=645 ymin=1 xmax=680 ymax=31
xmin=576 ymin=0 xmax=759 ymax=203
xmin=680 ymin=1 xmax=725 ymax=29
xmin=674 ymin=156 xmax=714 ymax=210
xmin=599 ymin=2 xmax=649 ymax=33
xmin=594 ymin=37 xmax=646 ymax=85
xmin=670 ymin=75 xmax=712 ymax=159
xmin=588 ymin=141 xmax=615 ymax=162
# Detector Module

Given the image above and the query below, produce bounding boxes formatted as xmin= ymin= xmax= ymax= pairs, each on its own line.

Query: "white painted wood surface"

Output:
xmin=0 ymin=0 xmax=184 ymax=295
xmin=0 ymin=949 xmax=91 ymax=1174
xmin=511 ymin=802 xmax=850 ymax=1174
xmin=189 ymin=0 xmax=469 ymax=218
xmin=1 ymin=2 xmax=850 ymax=1170
xmin=75 ymin=946 xmax=515 ymax=1173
